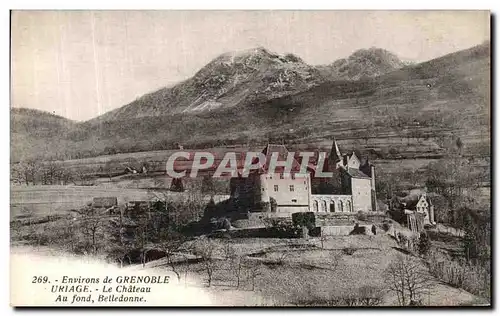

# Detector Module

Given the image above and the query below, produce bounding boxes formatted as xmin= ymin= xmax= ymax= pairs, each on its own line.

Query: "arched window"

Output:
xmin=339 ymin=200 xmax=344 ymax=212
xmin=314 ymin=200 xmax=319 ymax=212
xmin=330 ymin=202 xmax=336 ymax=212
xmin=346 ymin=200 xmax=352 ymax=212
xmin=323 ymin=200 xmax=328 ymax=213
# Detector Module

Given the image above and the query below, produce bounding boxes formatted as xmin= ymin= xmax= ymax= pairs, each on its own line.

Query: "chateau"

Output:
xmin=229 ymin=139 xmax=377 ymax=216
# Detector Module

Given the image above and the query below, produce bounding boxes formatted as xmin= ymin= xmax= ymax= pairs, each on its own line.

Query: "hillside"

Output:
xmin=10 ymin=108 xmax=78 ymax=161
xmin=10 ymin=42 xmax=490 ymax=163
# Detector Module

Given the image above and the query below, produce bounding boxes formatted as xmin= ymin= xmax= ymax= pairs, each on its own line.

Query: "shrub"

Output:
xmin=349 ymin=223 xmax=367 ymax=235
xmin=292 ymin=212 xmax=316 ymax=230
xmin=427 ymin=250 xmax=490 ymax=300
xmin=255 ymin=201 xmax=271 ymax=212
xmin=308 ymin=227 xmax=321 ymax=237
xmin=221 ymin=218 xmax=231 ymax=230
xmin=357 ymin=211 xmax=368 ymax=221
xmin=342 ymin=247 xmax=356 ymax=255
xmin=382 ymin=221 xmax=392 ymax=232
xmin=264 ymin=218 xmax=301 ymax=238
xmin=270 ymin=197 xmax=277 ymax=213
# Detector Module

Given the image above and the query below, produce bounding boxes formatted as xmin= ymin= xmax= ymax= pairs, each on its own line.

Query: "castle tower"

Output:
xmin=329 ymin=138 xmax=342 ymax=170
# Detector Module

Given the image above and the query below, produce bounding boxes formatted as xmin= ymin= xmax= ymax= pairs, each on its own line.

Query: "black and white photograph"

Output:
xmin=9 ymin=10 xmax=491 ymax=307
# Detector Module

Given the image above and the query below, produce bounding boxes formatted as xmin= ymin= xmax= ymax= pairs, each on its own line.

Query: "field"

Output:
xmin=10 ymin=185 xmax=154 ymax=219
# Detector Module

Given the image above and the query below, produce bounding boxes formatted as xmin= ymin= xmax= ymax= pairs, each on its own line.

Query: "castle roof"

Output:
xmin=262 ymin=144 xmax=302 ymax=172
xmin=330 ymin=138 xmax=342 ymax=163
xmin=346 ymin=168 xmax=371 ymax=179
xmin=249 ymin=144 xmax=303 ymax=174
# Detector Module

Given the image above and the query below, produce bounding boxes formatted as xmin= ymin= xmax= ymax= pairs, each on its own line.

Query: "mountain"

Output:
xmin=95 ymin=47 xmax=324 ymax=122
xmin=10 ymin=42 xmax=490 ymax=162
xmin=317 ymin=47 xmax=405 ymax=81
xmin=93 ymin=47 xmax=407 ymax=122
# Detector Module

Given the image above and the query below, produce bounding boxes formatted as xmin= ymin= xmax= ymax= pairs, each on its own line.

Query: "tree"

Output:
xmin=223 ymin=243 xmax=245 ymax=288
xmin=461 ymin=208 xmax=490 ymax=264
xmin=170 ymin=178 xmax=184 ymax=192
xmin=320 ymin=231 xmax=327 ymax=249
xmin=107 ymin=216 xmax=134 ymax=268
xmin=135 ymin=214 xmax=153 ymax=267
xmin=418 ymin=232 xmax=431 ymax=257
xmin=270 ymin=197 xmax=277 ymax=213
xmin=80 ymin=208 xmax=104 ymax=254
xmin=40 ymin=160 xmax=63 ymax=185
xmin=247 ymin=262 xmax=262 ymax=291
xmin=384 ymin=255 xmax=433 ymax=306
xmin=425 ymin=154 xmax=480 ymax=228
xmin=12 ymin=160 xmax=41 ymax=185
xmin=192 ymin=238 xmax=217 ymax=287
xmin=233 ymin=254 xmax=244 ymax=289
xmin=158 ymin=229 xmax=186 ymax=282
xmin=201 ymin=175 xmax=216 ymax=197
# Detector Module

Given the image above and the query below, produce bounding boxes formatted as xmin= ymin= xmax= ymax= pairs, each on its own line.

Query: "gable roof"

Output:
xmin=404 ymin=194 xmax=433 ymax=210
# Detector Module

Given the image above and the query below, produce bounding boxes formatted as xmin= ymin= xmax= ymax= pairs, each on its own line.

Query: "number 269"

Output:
xmin=32 ymin=276 xmax=49 ymax=283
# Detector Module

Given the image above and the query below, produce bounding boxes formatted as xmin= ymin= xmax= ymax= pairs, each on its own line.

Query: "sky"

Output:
xmin=11 ymin=10 xmax=490 ymax=121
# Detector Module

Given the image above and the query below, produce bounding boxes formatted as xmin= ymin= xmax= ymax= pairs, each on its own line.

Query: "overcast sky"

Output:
xmin=11 ymin=10 xmax=490 ymax=121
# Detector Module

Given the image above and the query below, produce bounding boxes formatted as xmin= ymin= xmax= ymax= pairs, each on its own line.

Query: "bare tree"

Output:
xmin=158 ymin=230 xmax=186 ymax=282
xmin=329 ymin=251 xmax=342 ymax=271
xmin=384 ymin=255 xmax=433 ymax=306
xmin=135 ymin=214 xmax=152 ymax=268
xmin=233 ymin=255 xmax=244 ymax=288
xmin=358 ymin=285 xmax=383 ymax=306
xmin=247 ymin=262 xmax=262 ymax=291
xmin=79 ymin=208 xmax=104 ymax=254
xmin=224 ymin=243 xmax=245 ymax=288
xmin=192 ymin=238 xmax=217 ymax=287
xmin=222 ymin=238 xmax=235 ymax=260
xmin=320 ymin=231 xmax=328 ymax=249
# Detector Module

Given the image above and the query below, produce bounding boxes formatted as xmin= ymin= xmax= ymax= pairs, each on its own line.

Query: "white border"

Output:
xmin=2 ymin=1 xmax=497 ymax=315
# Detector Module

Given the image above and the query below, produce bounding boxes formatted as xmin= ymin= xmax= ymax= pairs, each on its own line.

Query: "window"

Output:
xmin=274 ymin=185 xmax=279 ymax=192
xmin=330 ymin=203 xmax=336 ymax=212
xmin=262 ymin=187 xmax=265 ymax=192
xmin=280 ymin=173 xmax=284 ymax=179
xmin=291 ymin=173 xmax=295 ymax=180
xmin=289 ymin=185 xmax=294 ymax=192
xmin=292 ymin=199 xmax=297 ymax=203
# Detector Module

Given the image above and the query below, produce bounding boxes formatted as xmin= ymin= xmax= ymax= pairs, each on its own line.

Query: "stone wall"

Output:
xmin=315 ymin=212 xmax=358 ymax=226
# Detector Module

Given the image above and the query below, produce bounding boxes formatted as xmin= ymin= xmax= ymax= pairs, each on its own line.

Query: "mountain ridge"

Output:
xmin=91 ymin=46 xmax=406 ymax=122
xmin=10 ymin=42 xmax=490 ymax=162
